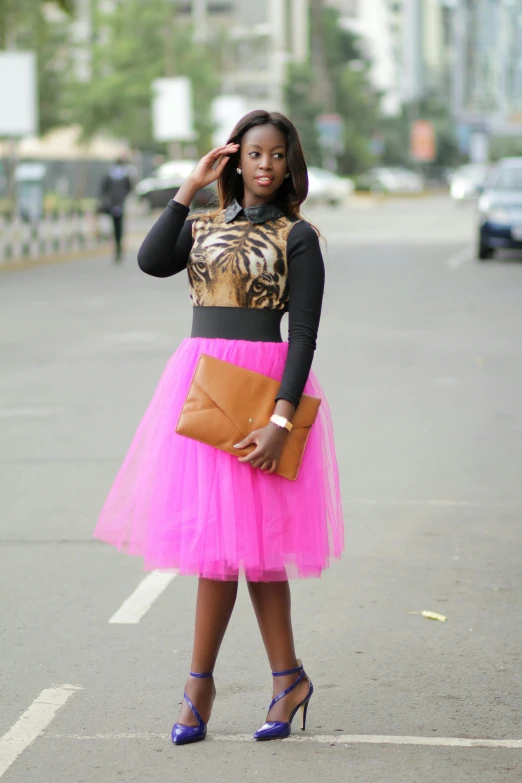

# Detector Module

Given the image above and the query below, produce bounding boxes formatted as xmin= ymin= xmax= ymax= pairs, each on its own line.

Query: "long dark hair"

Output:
xmin=216 ymin=110 xmax=309 ymax=221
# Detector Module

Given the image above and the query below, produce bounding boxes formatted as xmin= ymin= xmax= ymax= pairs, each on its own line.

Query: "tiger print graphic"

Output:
xmin=188 ymin=210 xmax=298 ymax=309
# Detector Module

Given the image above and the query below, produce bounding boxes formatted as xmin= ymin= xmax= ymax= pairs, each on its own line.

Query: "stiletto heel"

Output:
xmin=300 ymin=699 xmax=309 ymax=731
xmin=254 ymin=659 xmax=313 ymax=741
xmin=171 ymin=671 xmax=215 ymax=746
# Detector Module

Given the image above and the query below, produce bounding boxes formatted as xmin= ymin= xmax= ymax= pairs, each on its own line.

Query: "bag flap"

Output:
xmin=194 ymin=354 xmax=321 ymax=434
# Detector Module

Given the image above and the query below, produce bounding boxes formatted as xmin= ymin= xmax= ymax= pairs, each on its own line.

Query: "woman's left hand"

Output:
xmin=234 ymin=424 xmax=288 ymax=473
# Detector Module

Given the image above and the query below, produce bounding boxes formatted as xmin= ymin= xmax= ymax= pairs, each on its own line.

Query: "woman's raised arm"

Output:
xmin=137 ymin=143 xmax=239 ymax=278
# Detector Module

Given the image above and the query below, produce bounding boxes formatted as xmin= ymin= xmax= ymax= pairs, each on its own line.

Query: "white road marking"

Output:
xmin=48 ymin=732 xmax=522 ymax=749
xmin=109 ymin=571 xmax=176 ymax=624
xmin=447 ymin=245 xmax=473 ymax=270
xmin=0 ymin=685 xmax=82 ymax=778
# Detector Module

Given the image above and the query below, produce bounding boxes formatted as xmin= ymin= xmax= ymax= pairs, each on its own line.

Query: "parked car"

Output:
xmin=356 ymin=167 xmax=424 ymax=195
xmin=450 ymin=163 xmax=489 ymax=202
xmin=135 ymin=160 xmax=217 ymax=210
xmin=477 ymin=157 xmax=522 ymax=260
xmin=306 ymin=167 xmax=354 ymax=206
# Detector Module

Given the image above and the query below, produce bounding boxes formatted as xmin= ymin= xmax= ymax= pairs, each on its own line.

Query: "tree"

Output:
xmin=0 ymin=0 xmax=72 ymax=48
xmin=490 ymin=136 xmax=522 ymax=161
xmin=65 ymin=0 xmax=220 ymax=154
xmin=319 ymin=6 xmax=381 ymax=173
xmin=285 ymin=63 xmax=323 ymax=166
xmin=285 ymin=3 xmax=380 ymax=175
xmin=0 ymin=0 xmax=72 ymax=135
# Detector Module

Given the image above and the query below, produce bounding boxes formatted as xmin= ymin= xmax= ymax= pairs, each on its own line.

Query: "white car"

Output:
xmin=306 ymin=167 xmax=354 ymax=206
xmin=450 ymin=164 xmax=489 ymax=202
xmin=135 ymin=160 xmax=217 ymax=210
xmin=357 ymin=167 xmax=424 ymax=194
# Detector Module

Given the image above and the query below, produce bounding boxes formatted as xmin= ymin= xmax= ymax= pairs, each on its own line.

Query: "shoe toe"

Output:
xmin=254 ymin=721 xmax=291 ymax=740
xmin=171 ymin=723 xmax=207 ymax=745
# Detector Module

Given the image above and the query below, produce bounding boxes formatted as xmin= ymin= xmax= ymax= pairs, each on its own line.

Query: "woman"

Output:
xmin=94 ymin=110 xmax=344 ymax=744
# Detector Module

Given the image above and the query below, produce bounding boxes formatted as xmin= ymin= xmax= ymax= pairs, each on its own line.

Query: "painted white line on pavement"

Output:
xmin=109 ymin=571 xmax=176 ymax=624
xmin=447 ymin=245 xmax=473 ymax=270
xmin=0 ymin=685 xmax=82 ymax=778
xmin=48 ymin=732 xmax=522 ymax=749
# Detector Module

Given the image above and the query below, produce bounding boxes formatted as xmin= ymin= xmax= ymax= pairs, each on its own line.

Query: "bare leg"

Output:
xmin=177 ymin=578 xmax=238 ymax=727
xmin=247 ymin=580 xmax=310 ymax=722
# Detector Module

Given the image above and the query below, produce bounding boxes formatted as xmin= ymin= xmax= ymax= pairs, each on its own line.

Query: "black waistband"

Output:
xmin=191 ymin=306 xmax=283 ymax=342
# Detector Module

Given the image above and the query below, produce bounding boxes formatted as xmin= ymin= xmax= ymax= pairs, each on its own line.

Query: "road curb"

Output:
xmin=352 ymin=189 xmax=448 ymax=201
xmin=0 ymin=243 xmax=113 ymax=274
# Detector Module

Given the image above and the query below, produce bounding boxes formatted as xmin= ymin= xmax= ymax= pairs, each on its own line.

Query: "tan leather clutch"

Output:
xmin=176 ymin=354 xmax=321 ymax=481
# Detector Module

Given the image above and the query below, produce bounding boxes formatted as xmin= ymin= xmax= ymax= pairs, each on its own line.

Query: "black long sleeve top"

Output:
xmin=137 ymin=199 xmax=325 ymax=408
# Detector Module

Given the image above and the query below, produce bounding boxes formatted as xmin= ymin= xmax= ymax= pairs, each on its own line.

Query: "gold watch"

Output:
xmin=270 ymin=414 xmax=293 ymax=432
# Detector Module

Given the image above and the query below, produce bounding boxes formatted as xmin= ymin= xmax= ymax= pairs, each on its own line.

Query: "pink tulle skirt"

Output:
xmin=93 ymin=338 xmax=344 ymax=581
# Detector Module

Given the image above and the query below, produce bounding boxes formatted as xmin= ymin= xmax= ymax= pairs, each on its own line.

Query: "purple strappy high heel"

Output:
xmin=171 ymin=671 xmax=215 ymax=746
xmin=254 ymin=660 xmax=313 ymax=741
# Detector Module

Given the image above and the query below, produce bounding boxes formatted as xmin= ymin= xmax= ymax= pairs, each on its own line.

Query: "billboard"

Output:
xmin=0 ymin=52 xmax=38 ymax=137
xmin=316 ymin=113 xmax=344 ymax=154
xmin=152 ymin=77 xmax=194 ymax=143
xmin=410 ymin=120 xmax=436 ymax=162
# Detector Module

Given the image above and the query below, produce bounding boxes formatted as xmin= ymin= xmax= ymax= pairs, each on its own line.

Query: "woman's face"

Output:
xmin=239 ymin=124 xmax=288 ymax=205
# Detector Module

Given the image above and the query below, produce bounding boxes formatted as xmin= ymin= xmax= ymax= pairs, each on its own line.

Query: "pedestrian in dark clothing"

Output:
xmin=100 ymin=159 xmax=132 ymax=261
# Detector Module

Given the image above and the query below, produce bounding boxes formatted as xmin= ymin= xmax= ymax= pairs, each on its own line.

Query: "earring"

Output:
xmin=236 ymin=167 xmax=242 ymax=175
xmin=285 ymin=172 xmax=290 ymax=179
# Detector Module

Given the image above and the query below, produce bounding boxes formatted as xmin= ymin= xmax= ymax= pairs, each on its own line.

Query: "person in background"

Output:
xmin=100 ymin=158 xmax=132 ymax=261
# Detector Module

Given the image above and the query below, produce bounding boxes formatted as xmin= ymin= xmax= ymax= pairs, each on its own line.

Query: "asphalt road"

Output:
xmin=1 ymin=196 xmax=522 ymax=783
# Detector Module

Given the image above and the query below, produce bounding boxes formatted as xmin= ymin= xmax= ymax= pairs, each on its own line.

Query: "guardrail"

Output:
xmin=0 ymin=212 xmax=113 ymax=267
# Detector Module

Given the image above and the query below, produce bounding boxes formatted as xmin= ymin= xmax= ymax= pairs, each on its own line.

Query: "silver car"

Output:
xmin=357 ymin=167 xmax=424 ymax=195
xmin=306 ymin=167 xmax=355 ymax=207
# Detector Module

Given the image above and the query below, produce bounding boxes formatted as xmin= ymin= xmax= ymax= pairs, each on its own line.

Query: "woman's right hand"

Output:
xmin=174 ymin=143 xmax=239 ymax=208
xmin=189 ymin=143 xmax=239 ymax=189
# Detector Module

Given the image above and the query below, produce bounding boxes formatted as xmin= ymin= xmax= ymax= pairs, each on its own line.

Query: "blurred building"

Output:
xmin=70 ymin=0 xmax=237 ymax=83
xmin=325 ymin=0 xmax=455 ymax=116
xmin=392 ymin=0 xmax=454 ymax=106
xmin=453 ymin=0 xmax=522 ymax=134
xmin=187 ymin=0 xmax=310 ymax=110
xmin=70 ymin=0 xmax=522 ymax=159
xmin=177 ymin=0 xmax=236 ymax=37
xmin=71 ymin=0 xmax=309 ymax=110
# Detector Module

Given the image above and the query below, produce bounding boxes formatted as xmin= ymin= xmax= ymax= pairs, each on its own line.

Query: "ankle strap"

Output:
xmin=272 ymin=663 xmax=303 ymax=677
xmin=189 ymin=671 xmax=213 ymax=679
